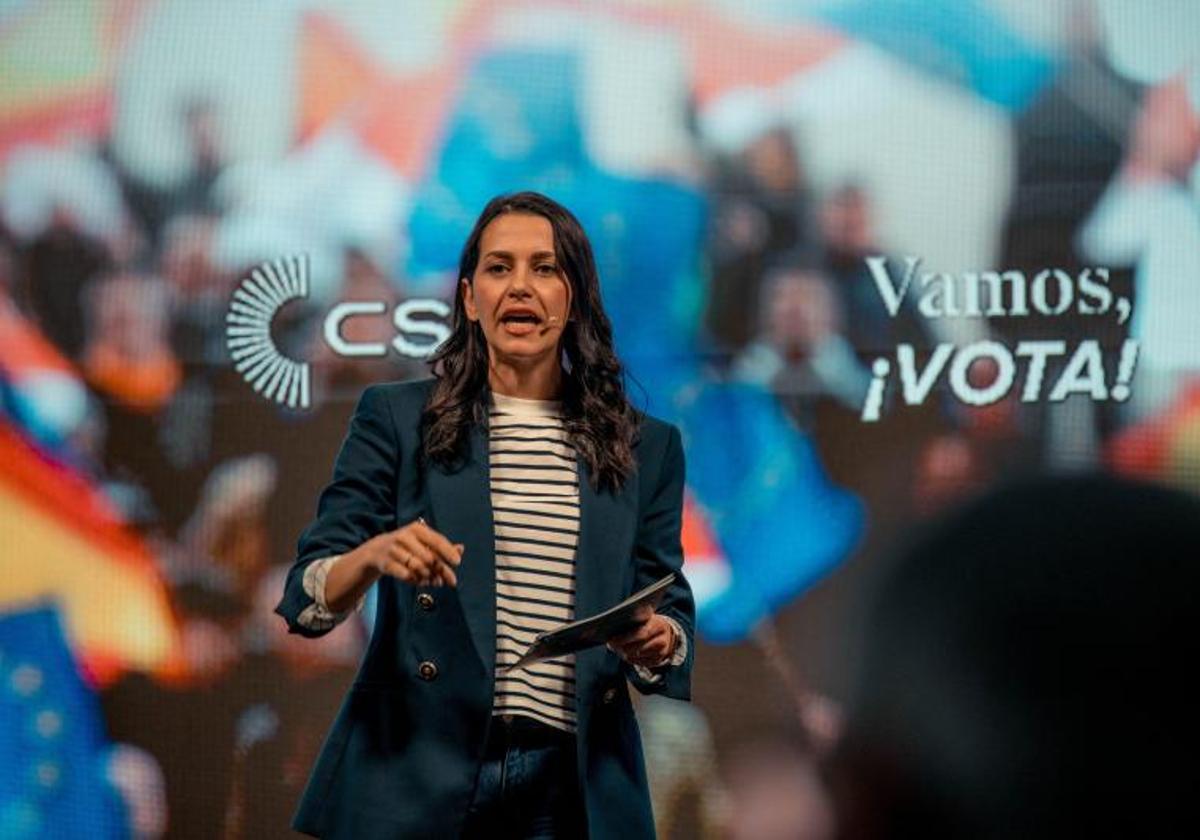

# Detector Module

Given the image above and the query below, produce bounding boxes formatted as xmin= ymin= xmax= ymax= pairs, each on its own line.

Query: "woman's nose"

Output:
xmin=506 ymin=266 xmax=532 ymax=293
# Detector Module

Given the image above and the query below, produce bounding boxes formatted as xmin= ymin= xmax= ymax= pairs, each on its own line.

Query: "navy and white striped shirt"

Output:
xmin=488 ymin=391 xmax=580 ymax=732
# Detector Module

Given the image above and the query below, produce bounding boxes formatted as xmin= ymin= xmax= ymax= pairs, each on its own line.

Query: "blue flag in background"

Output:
xmin=406 ymin=46 xmax=863 ymax=643
xmin=673 ymin=381 xmax=862 ymax=642
xmin=0 ymin=606 xmax=126 ymax=839
xmin=814 ymin=0 xmax=1057 ymax=110
xmin=406 ymin=50 xmax=588 ymax=288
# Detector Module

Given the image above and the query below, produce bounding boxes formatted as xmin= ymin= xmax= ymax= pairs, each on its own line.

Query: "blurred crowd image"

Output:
xmin=2 ymin=1 xmax=1199 ymax=837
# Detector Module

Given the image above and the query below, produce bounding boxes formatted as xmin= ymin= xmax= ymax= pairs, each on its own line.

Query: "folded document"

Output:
xmin=502 ymin=573 xmax=676 ymax=672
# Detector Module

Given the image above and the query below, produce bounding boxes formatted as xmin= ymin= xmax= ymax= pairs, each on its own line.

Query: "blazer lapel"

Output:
xmin=574 ymin=453 xmax=639 ymax=633
xmin=426 ymin=425 xmax=495 ymax=676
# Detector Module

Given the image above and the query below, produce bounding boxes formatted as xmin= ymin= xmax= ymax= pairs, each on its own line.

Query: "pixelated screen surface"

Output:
xmin=2 ymin=1 xmax=1198 ymax=836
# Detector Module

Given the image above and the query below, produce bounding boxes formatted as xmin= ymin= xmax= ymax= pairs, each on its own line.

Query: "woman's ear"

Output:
xmin=460 ymin=277 xmax=478 ymax=322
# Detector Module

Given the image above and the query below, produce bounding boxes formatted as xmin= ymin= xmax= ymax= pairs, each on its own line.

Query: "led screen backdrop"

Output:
xmin=2 ymin=0 xmax=1198 ymax=836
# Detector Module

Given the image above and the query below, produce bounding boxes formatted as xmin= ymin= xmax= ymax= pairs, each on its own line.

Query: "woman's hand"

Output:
xmin=607 ymin=606 xmax=678 ymax=669
xmin=367 ymin=518 xmax=464 ymax=588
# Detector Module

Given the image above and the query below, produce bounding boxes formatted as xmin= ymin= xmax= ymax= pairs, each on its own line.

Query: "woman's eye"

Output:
xmin=536 ymin=264 xmax=557 ymax=275
xmin=486 ymin=264 xmax=507 ymax=274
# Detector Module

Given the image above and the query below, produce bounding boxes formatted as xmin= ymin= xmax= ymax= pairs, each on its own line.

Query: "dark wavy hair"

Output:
xmin=422 ymin=191 xmax=639 ymax=493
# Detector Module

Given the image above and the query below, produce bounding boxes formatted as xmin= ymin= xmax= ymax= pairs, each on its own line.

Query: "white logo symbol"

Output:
xmin=227 ymin=256 xmax=453 ymax=409
xmin=226 ymin=256 xmax=311 ymax=410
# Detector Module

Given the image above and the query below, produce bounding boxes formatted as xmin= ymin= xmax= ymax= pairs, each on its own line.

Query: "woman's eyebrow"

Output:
xmin=481 ymin=250 xmax=557 ymax=261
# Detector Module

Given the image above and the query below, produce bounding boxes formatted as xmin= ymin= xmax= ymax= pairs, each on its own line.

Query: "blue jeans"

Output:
xmin=461 ymin=715 xmax=587 ymax=839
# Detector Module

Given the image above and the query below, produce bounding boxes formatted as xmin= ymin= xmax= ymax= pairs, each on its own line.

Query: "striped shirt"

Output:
xmin=489 ymin=390 xmax=580 ymax=732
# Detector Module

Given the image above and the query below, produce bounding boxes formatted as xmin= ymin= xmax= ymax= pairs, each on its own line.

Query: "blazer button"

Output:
xmin=416 ymin=593 xmax=435 ymax=611
xmin=418 ymin=660 xmax=438 ymax=681
xmin=602 ymin=687 xmax=617 ymax=705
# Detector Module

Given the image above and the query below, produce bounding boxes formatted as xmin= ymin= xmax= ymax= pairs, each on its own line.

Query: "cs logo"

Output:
xmin=225 ymin=256 xmax=450 ymax=409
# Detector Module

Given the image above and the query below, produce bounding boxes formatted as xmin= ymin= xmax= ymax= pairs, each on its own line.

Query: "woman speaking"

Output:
xmin=275 ymin=191 xmax=695 ymax=839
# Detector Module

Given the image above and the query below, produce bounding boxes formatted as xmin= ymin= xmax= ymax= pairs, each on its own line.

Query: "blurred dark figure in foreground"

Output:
xmin=831 ymin=475 xmax=1198 ymax=839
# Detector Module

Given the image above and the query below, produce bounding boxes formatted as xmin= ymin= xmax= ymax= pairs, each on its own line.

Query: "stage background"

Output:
xmin=2 ymin=1 xmax=1198 ymax=837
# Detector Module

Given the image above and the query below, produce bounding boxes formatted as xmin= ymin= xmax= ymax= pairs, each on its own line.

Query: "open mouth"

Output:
xmin=498 ymin=310 xmax=543 ymax=334
xmin=500 ymin=312 xmax=541 ymax=325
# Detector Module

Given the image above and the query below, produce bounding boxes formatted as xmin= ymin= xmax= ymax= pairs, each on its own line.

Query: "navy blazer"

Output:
xmin=275 ymin=377 xmax=695 ymax=839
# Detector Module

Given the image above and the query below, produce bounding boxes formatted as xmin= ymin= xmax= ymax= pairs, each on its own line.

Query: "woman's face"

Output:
xmin=461 ymin=212 xmax=572 ymax=369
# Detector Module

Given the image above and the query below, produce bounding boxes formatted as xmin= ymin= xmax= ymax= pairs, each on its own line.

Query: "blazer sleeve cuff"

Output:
xmin=295 ymin=554 xmax=364 ymax=632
